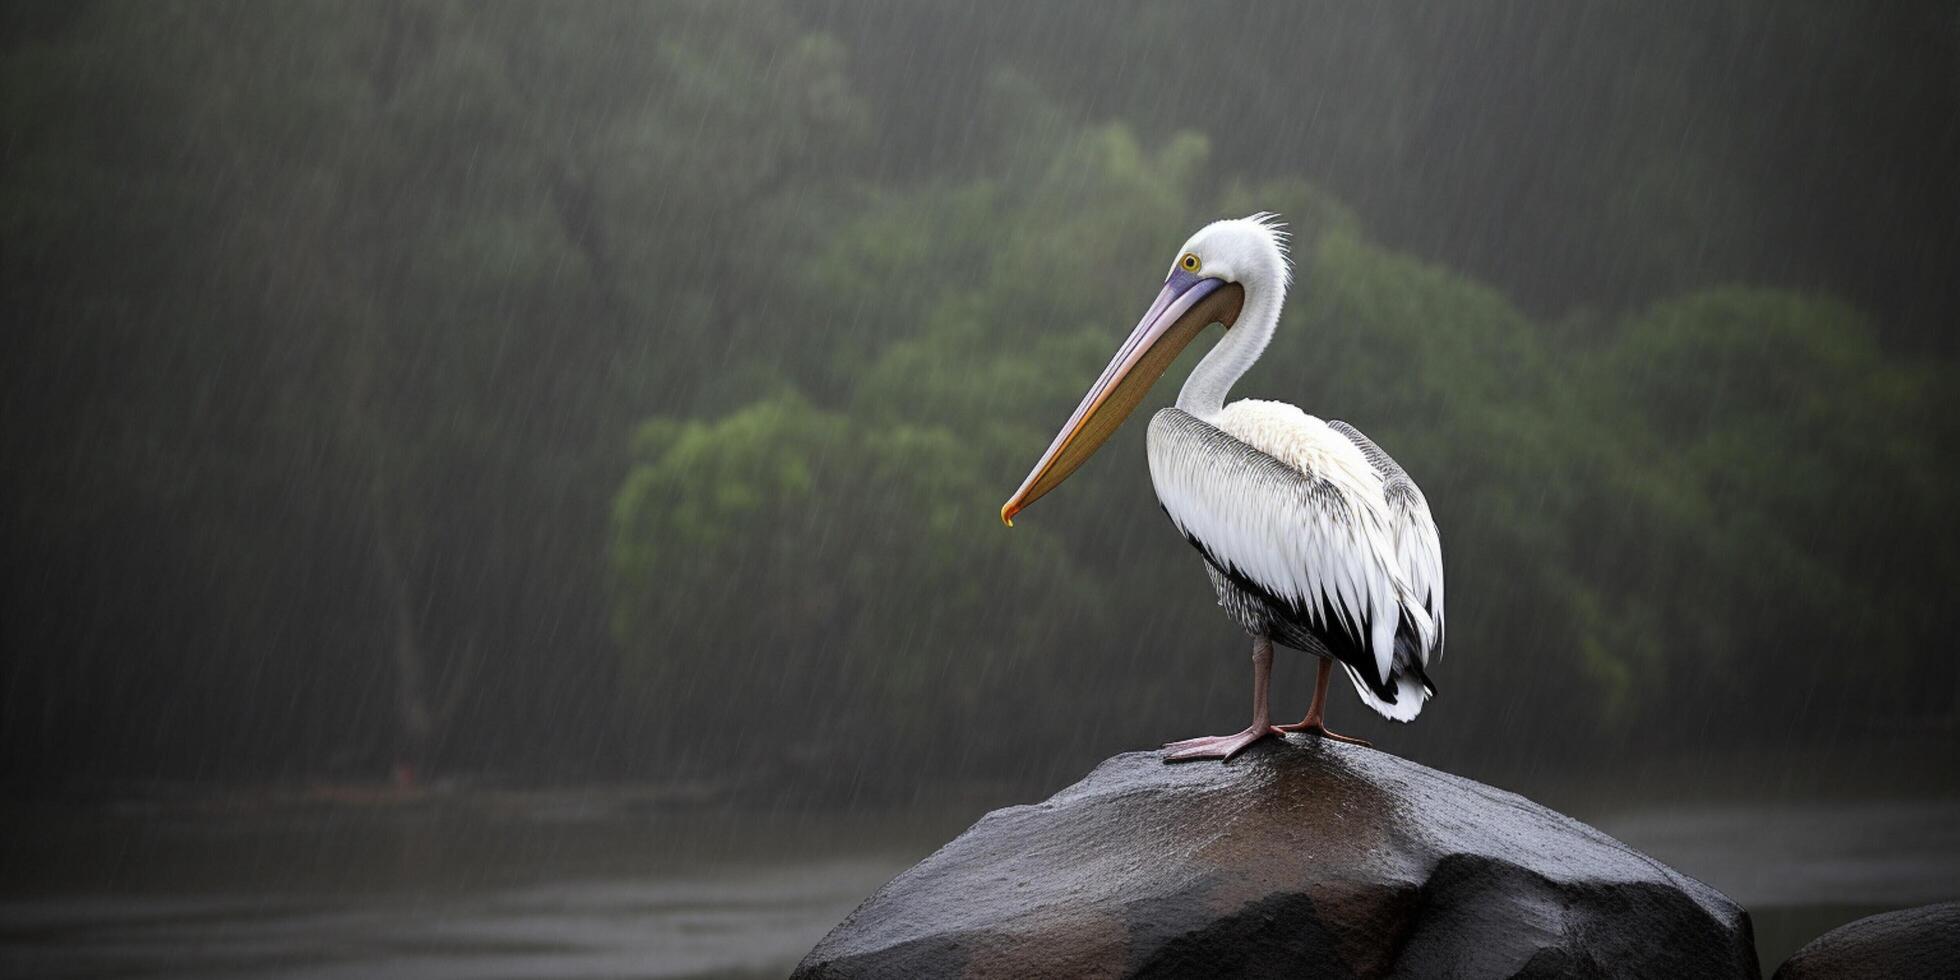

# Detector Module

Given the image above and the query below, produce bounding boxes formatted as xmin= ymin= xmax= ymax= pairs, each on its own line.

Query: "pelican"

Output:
xmin=1001 ymin=214 xmax=1444 ymax=761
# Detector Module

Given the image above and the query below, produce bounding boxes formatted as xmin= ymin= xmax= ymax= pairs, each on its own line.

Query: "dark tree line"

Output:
xmin=3 ymin=1 xmax=1955 ymax=794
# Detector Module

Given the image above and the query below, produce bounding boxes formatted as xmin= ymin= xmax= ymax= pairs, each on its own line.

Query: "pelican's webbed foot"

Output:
xmin=1274 ymin=719 xmax=1372 ymax=747
xmin=1277 ymin=657 xmax=1373 ymax=747
xmin=1161 ymin=724 xmax=1282 ymax=762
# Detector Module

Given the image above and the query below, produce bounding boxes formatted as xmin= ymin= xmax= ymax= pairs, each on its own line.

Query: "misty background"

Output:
xmin=3 ymin=2 xmax=1957 ymax=977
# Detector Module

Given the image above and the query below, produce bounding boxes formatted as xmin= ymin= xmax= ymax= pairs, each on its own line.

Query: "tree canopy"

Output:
xmin=4 ymin=1 xmax=1954 ymax=792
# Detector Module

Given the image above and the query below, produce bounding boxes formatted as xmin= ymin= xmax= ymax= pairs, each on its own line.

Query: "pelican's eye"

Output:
xmin=1179 ymin=253 xmax=1202 ymax=273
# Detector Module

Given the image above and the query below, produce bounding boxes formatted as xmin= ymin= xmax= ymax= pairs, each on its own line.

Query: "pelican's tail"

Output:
xmin=1344 ymin=605 xmax=1437 ymax=723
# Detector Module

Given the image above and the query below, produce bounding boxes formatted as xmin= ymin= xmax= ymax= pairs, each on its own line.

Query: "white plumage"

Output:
xmin=1155 ymin=216 xmax=1441 ymax=726
xmin=1149 ymin=401 xmax=1439 ymax=721
xmin=1330 ymin=419 xmax=1446 ymax=653
xmin=1001 ymin=213 xmax=1446 ymax=757
xmin=1152 ymin=400 xmax=1410 ymax=682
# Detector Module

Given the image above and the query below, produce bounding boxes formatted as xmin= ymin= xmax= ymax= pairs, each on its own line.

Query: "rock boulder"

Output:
xmin=1774 ymin=902 xmax=1960 ymax=980
xmin=794 ymin=738 xmax=1757 ymax=978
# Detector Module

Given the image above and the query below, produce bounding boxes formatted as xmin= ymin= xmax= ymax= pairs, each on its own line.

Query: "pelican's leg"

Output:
xmin=1163 ymin=636 xmax=1282 ymax=762
xmin=1277 ymin=657 xmax=1373 ymax=747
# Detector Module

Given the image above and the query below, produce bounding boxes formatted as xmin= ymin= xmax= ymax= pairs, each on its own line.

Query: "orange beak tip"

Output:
xmin=999 ymin=502 xmax=1017 ymax=527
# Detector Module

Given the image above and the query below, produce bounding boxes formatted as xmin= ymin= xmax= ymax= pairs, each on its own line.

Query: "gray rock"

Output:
xmin=794 ymin=738 xmax=1757 ymax=979
xmin=1774 ymin=902 xmax=1960 ymax=980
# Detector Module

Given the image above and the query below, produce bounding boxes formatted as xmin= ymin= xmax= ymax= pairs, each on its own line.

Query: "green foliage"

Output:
xmin=5 ymin=1 xmax=1953 ymax=786
xmin=2 ymin=0 xmax=873 ymax=775
xmin=612 ymin=126 xmax=1957 ymax=764
xmin=612 ymin=392 xmax=846 ymax=644
xmin=609 ymin=383 xmax=1103 ymax=764
xmin=1573 ymin=290 xmax=1957 ymax=712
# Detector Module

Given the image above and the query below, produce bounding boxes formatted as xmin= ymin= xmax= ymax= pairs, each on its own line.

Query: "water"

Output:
xmin=1593 ymin=798 xmax=1960 ymax=970
xmin=1 ymin=866 xmax=902 ymax=980
xmin=4 ymin=790 xmax=1956 ymax=978
xmin=0 ymin=791 xmax=960 ymax=980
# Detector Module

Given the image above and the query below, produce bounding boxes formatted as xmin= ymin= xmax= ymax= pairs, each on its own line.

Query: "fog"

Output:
xmin=3 ymin=2 xmax=1956 ymax=976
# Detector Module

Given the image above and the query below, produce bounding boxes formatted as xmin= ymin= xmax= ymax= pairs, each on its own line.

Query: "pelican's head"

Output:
xmin=1000 ymin=214 xmax=1290 ymax=526
xmin=1167 ymin=212 xmax=1293 ymax=297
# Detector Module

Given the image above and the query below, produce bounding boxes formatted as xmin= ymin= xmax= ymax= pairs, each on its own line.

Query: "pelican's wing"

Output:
xmin=1147 ymin=407 xmax=1428 ymax=704
xmin=1328 ymin=420 xmax=1445 ymax=654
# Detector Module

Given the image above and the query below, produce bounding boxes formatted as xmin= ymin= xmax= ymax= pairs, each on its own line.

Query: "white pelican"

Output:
xmin=1001 ymin=214 xmax=1444 ymax=761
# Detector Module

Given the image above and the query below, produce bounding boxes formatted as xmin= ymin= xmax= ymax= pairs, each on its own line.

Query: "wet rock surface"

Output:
xmin=1773 ymin=902 xmax=1960 ymax=980
xmin=794 ymin=738 xmax=1758 ymax=979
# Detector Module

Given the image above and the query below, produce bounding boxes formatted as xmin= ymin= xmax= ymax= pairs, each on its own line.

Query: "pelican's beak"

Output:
xmin=1001 ymin=271 xmax=1245 ymax=526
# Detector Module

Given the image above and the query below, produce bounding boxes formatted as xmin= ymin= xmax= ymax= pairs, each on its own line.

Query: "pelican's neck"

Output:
xmin=1176 ymin=276 xmax=1284 ymax=420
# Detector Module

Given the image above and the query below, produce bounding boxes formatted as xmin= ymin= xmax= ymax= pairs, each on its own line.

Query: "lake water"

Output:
xmin=4 ymin=787 xmax=1956 ymax=978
